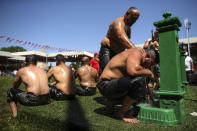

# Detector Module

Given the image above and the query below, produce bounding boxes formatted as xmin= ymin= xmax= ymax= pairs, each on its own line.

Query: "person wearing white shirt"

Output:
xmin=185 ymin=52 xmax=195 ymax=83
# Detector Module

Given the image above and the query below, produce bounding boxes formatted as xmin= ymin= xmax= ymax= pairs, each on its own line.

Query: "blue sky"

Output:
xmin=0 ymin=0 xmax=196 ymax=53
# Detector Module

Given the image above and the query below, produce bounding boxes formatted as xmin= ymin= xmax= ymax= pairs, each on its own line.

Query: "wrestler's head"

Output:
xmin=82 ymin=56 xmax=90 ymax=65
xmin=154 ymin=30 xmax=159 ymax=40
xmin=25 ymin=55 xmax=37 ymax=65
xmin=94 ymin=52 xmax=99 ymax=62
xmin=124 ymin=7 xmax=140 ymax=26
xmin=55 ymin=54 xmax=65 ymax=65
xmin=94 ymin=52 xmax=99 ymax=58
xmin=142 ymin=49 xmax=155 ymax=68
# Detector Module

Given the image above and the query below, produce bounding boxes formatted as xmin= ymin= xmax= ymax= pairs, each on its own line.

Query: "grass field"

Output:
xmin=0 ymin=76 xmax=197 ymax=131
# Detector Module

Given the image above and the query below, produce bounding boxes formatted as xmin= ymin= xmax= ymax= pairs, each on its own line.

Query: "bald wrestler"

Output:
xmin=7 ymin=55 xmax=50 ymax=117
xmin=99 ymin=7 xmax=140 ymax=75
xmin=75 ymin=56 xmax=98 ymax=96
xmin=47 ymin=54 xmax=76 ymax=100
xmin=97 ymin=48 xmax=155 ymax=123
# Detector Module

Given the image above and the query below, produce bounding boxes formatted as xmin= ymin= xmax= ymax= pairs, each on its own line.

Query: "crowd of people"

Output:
xmin=6 ymin=6 xmax=193 ymax=124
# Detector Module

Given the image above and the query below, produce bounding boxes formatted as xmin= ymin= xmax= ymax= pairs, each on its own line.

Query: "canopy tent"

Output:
xmin=11 ymin=50 xmax=94 ymax=62
xmin=8 ymin=56 xmax=25 ymax=61
xmin=11 ymin=51 xmax=48 ymax=62
xmin=0 ymin=51 xmax=25 ymax=64
xmin=48 ymin=50 xmax=94 ymax=62
xmin=11 ymin=51 xmax=47 ymax=57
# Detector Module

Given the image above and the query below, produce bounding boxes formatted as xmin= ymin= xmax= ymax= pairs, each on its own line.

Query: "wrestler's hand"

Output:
xmin=149 ymin=72 xmax=155 ymax=81
xmin=147 ymin=38 xmax=152 ymax=42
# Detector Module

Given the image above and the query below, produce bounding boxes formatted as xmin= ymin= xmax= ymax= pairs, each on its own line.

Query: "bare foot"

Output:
xmin=118 ymin=111 xmax=140 ymax=123
xmin=122 ymin=117 xmax=139 ymax=123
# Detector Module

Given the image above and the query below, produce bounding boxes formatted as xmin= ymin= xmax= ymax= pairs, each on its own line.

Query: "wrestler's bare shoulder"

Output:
xmin=128 ymin=47 xmax=143 ymax=53
xmin=78 ymin=65 xmax=89 ymax=73
xmin=112 ymin=17 xmax=124 ymax=24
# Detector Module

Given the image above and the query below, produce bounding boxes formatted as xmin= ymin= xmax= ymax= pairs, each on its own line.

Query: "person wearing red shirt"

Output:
xmin=90 ymin=52 xmax=99 ymax=77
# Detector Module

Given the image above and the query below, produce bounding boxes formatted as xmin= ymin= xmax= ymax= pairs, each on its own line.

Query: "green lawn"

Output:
xmin=0 ymin=76 xmax=197 ymax=131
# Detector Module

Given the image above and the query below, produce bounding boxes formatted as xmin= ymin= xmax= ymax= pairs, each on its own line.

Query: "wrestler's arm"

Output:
xmin=74 ymin=68 xmax=79 ymax=78
xmin=114 ymin=21 xmax=135 ymax=48
xmin=94 ymin=69 xmax=99 ymax=82
xmin=126 ymin=53 xmax=154 ymax=79
xmin=47 ymin=67 xmax=54 ymax=80
xmin=143 ymin=38 xmax=152 ymax=49
xmin=13 ymin=69 xmax=22 ymax=88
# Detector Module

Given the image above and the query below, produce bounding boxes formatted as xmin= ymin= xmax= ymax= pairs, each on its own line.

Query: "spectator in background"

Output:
xmin=13 ymin=69 xmax=17 ymax=77
xmin=0 ymin=69 xmax=2 ymax=76
xmin=185 ymin=52 xmax=195 ymax=84
xmin=69 ymin=64 xmax=75 ymax=74
xmin=90 ymin=52 xmax=99 ymax=77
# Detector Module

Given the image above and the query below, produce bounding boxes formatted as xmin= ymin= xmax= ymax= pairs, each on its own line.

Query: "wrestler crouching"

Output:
xmin=7 ymin=55 xmax=50 ymax=117
xmin=97 ymin=48 xmax=155 ymax=123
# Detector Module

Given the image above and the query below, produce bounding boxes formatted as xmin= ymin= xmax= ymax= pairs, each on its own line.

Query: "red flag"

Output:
xmin=6 ymin=37 xmax=15 ymax=42
xmin=6 ymin=37 xmax=10 ymax=42
xmin=23 ymin=41 xmax=28 ymax=45
xmin=10 ymin=38 xmax=15 ymax=42
xmin=0 ymin=35 xmax=5 ymax=39
xmin=34 ymin=44 xmax=38 ymax=48
xmin=31 ymin=43 xmax=35 ymax=47
xmin=16 ymin=40 xmax=23 ymax=43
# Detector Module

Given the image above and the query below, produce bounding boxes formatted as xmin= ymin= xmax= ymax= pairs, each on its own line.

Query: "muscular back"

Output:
xmin=18 ymin=65 xmax=49 ymax=95
xmin=100 ymin=48 xmax=144 ymax=80
xmin=48 ymin=64 xmax=75 ymax=94
xmin=76 ymin=65 xmax=98 ymax=87
xmin=101 ymin=17 xmax=133 ymax=53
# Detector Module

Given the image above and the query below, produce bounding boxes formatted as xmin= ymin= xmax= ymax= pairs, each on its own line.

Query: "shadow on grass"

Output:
xmin=93 ymin=96 xmax=106 ymax=105
xmin=184 ymin=98 xmax=197 ymax=102
xmin=9 ymin=98 xmax=90 ymax=131
xmin=65 ymin=98 xmax=90 ymax=131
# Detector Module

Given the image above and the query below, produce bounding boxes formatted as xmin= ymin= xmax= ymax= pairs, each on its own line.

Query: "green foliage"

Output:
xmin=0 ymin=46 xmax=26 ymax=53
xmin=0 ymin=76 xmax=197 ymax=130
xmin=71 ymin=62 xmax=81 ymax=69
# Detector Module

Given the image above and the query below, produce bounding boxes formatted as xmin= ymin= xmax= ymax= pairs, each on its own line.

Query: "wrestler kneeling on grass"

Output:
xmin=97 ymin=48 xmax=155 ymax=123
xmin=75 ymin=56 xmax=98 ymax=96
xmin=47 ymin=54 xmax=76 ymax=100
xmin=7 ymin=55 xmax=50 ymax=117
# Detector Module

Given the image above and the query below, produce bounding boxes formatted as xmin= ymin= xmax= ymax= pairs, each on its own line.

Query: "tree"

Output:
xmin=0 ymin=46 xmax=26 ymax=52
xmin=71 ymin=62 xmax=81 ymax=69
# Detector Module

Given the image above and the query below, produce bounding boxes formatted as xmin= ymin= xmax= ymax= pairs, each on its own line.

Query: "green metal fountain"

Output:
xmin=137 ymin=12 xmax=188 ymax=126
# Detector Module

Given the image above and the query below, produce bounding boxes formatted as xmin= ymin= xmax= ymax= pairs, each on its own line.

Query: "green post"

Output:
xmin=137 ymin=12 xmax=188 ymax=126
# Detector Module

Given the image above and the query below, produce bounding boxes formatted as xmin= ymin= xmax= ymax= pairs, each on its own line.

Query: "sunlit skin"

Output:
xmin=47 ymin=61 xmax=76 ymax=95
xmin=100 ymin=48 xmax=155 ymax=123
xmin=76 ymin=56 xmax=98 ymax=87
xmin=101 ymin=8 xmax=140 ymax=54
xmin=143 ymin=31 xmax=159 ymax=51
xmin=10 ymin=64 xmax=50 ymax=117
